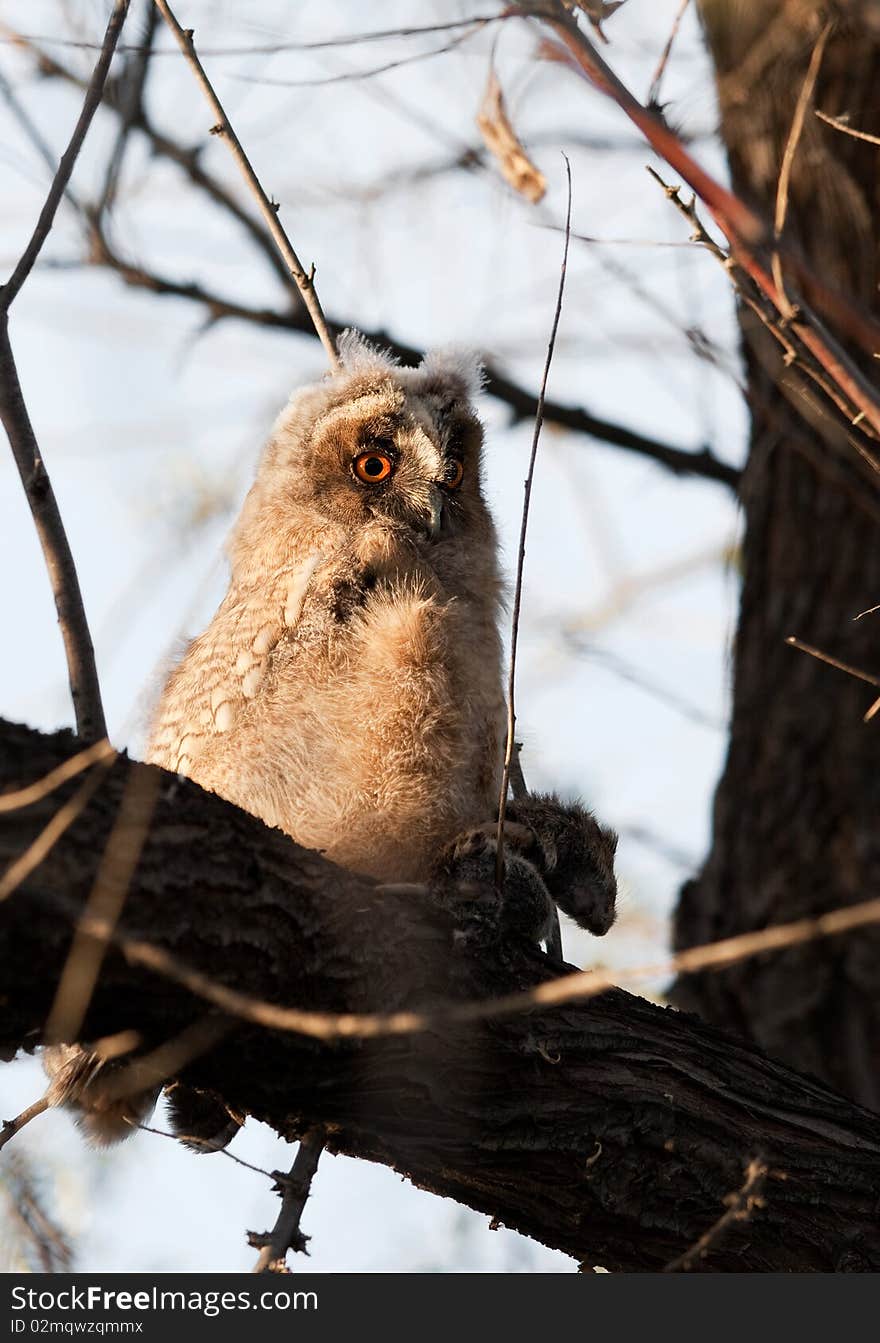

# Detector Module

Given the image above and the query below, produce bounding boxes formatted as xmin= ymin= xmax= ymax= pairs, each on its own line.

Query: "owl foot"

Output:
xmin=430 ymin=825 xmax=556 ymax=945
xmin=433 ymin=794 xmax=618 ymax=947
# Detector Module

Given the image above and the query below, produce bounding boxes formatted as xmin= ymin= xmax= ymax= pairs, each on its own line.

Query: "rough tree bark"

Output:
xmin=2 ymin=720 xmax=880 ymax=1273
xmin=673 ymin=0 xmax=880 ymax=1109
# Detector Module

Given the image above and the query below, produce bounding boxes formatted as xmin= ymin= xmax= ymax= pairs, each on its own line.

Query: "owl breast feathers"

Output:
xmin=146 ymin=332 xmax=506 ymax=881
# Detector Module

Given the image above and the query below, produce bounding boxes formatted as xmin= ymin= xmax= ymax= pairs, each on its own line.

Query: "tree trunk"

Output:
xmin=2 ymin=719 xmax=880 ymax=1272
xmin=673 ymin=0 xmax=880 ymax=1109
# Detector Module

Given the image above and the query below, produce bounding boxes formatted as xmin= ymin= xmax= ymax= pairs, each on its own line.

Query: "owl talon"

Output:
xmin=432 ymin=827 xmax=555 ymax=945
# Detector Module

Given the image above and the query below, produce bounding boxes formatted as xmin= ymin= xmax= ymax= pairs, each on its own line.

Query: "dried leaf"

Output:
xmin=476 ymin=71 xmax=546 ymax=205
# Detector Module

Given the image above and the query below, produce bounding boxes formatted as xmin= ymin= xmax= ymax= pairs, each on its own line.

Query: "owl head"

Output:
xmin=231 ymin=333 xmax=495 ymax=573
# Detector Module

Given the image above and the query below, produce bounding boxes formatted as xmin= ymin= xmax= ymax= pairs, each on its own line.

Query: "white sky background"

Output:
xmin=0 ymin=0 xmax=746 ymax=1271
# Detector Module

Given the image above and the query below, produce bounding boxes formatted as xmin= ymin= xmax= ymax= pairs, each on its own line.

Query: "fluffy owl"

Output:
xmin=47 ymin=333 xmax=618 ymax=1145
xmin=147 ymin=332 xmax=506 ymax=880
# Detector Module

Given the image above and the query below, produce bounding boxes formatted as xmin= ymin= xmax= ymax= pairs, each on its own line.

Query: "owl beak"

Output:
xmin=422 ymin=487 xmax=445 ymax=541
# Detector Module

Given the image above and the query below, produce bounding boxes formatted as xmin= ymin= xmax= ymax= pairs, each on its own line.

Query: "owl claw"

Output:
xmin=431 ymin=826 xmax=555 ymax=945
xmin=434 ymin=794 xmax=619 ymax=946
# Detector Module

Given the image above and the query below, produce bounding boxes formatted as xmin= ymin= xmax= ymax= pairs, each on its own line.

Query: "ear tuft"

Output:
xmin=420 ymin=346 xmax=485 ymax=402
xmin=337 ymin=328 xmax=399 ymax=376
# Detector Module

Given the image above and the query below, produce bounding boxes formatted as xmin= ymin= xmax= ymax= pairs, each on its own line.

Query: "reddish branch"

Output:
xmin=536 ymin=1 xmax=880 ymax=438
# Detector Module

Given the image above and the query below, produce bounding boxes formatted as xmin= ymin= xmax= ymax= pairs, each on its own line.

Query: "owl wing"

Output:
xmin=146 ymin=551 xmax=323 ymax=775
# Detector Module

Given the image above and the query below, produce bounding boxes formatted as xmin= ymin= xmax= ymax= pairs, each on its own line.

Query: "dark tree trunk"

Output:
xmin=2 ymin=720 xmax=880 ymax=1272
xmin=673 ymin=0 xmax=880 ymax=1109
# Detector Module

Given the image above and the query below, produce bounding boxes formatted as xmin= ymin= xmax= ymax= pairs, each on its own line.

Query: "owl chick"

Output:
xmin=51 ymin=333 xmax=617 ymax=1145
xmin=148 ymin=331 xmax=506 ymax=880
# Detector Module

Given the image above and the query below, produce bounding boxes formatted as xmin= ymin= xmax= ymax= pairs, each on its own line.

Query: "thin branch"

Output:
xmin=0 ymin=323 xmax=107 ymax=744
xmin=250 ymin=1131 xmax=324 ymax=1273
xmin=0 ymin=1097 xmax=50 ymax=1154
xmin=816 ymin=108 xmax=880 ymax=149
xmin=230 ymin=28 xmax=478 ymax=88
xmin=772 ymin=21 xmax=832 ymax=315
xmin=136 ymin=1120 xmax=276 ymax=1176
xmin=7 ymin=26 xmax=739 ymax=491
xmin=152 ymin=0 xmax=339 ymax=370
xmin=0 ymin=761 xmax=112 ymax=903
xmin=0 ymin=1151 xmax=73 ymax=1271
xmin=785 ymin=636 xmax=880 ymax=690
xmin=0 ymin=16 xmax=501 ymax=59
xmin=1 ymin=1 xmax=130 ymax=309
xmin=664 ymin=1158 xmax=769 ymax=1272
xmin=44 ymin=765 xmax=160 ymax=1044
xmin=496 ymin=157 xmax=572 ymax=888
xmin=646 ymin=0 xmax=691 ymax=109
xmin=536 ymin=4 xmax=880 ymax=438
xmin=93 ymin=1 xmax=158 ymax=223
xmin=648 ymin=168 xmax=880 ymax=465
xmin=0 ymin=4 xmax=128 ymax=745
xmin=0 ymin=739 xmax=115 ymax=813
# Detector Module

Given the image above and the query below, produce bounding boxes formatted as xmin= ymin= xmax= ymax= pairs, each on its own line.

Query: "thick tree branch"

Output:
xmin=1 ymin=719 xmax=879 ymax=1273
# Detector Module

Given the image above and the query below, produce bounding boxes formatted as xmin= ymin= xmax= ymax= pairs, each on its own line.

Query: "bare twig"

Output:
xmin=646 ymin=0 xmax=691 ymax=108
xmin=231 ymin=28 xmax=479 ymax=89
xmin=664 ymin=1158 xmax=769 ymax=1272
xmin=772 ymin=21 xmax=832 ymax=315
xmin=152 ymin=0 xmax=339 ymax=370
xmin=7 ymin=25 xmax=739 ymax=491
xmin=0 ymin=760 xmax=113 ymax=903
xmin=537 ymin=5 xmax=880 ymax=437
xmin=93 ymin=1 xmax=158 ymax=223
xmin=0 ymin=16 xmax=502 ymax=59
xmin=0 ymin=739 xmax=115 ymax=813
xmin=648 ymin=168 xmax=880 ymax=461
xmin=0 ymin=1151 xmax=73 ymax=1271
xmin=44 ymin=765 xmax=160 ymax=1044
xmin=0 ymin=0 xmax=129 ymax=308
xmin=496 ymin=156 xmax=572 ymax=889
xmin=250 ymin=1131 xmax=324 ymax=1273
xmin=137 ymin=1120 xmax=276 ymax=1176
xmin=0 ymin=1097 xmax=50 ymax=1154
xmin=0 ymin=3 xmax=129 ymax=745
xmin=99 ymin=1015 xmax=231 ymax=1109
xmin=786 ymin=635 xmax=880 ymax=722
xmin=816 ymin=109 xmax=880 ymax=149
xmin=785 ymin=636 xmax=880 ymax=690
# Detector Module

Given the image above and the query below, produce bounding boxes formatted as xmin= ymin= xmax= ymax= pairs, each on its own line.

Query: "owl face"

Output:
xmin=247 ymin=338 xmax=494 ymax=560
xmin=299 ymin=378 xmax=485 ymax=544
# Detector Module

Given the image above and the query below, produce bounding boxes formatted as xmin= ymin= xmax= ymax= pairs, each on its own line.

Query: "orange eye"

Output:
xmin=443 ymin=460 xmax=464 ymax=490
xmin=353 ymin=451 xmax=394 ymax=484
